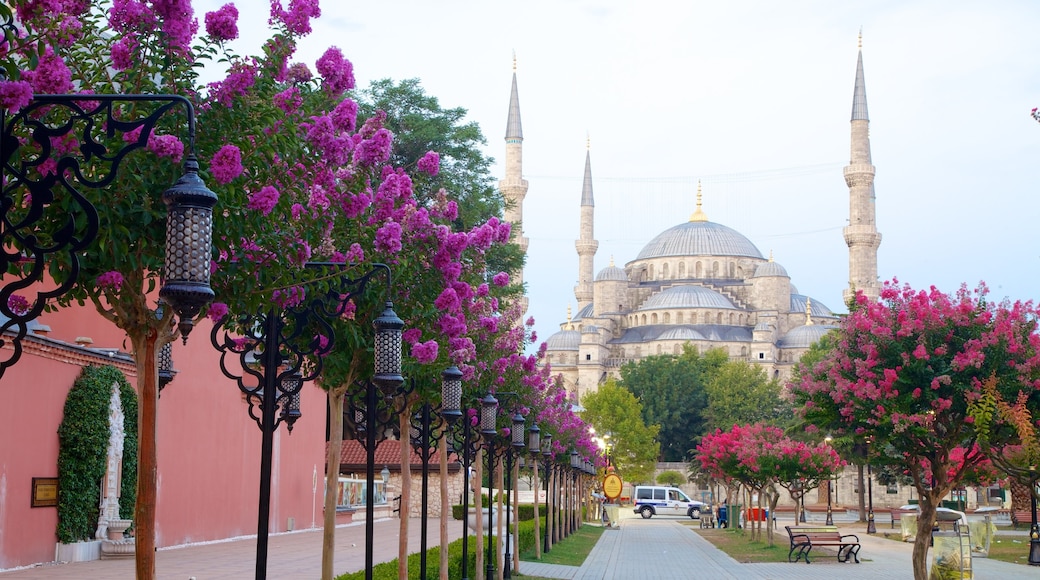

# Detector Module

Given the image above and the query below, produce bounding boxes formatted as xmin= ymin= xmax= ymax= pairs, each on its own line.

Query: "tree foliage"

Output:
xmin=704 ymin=360 xmax=792 ymax=432
xmin=792 ymin=280 xmax=1040 ymax=580
xmin=580 ymin=379 xmax=660 ymax=485
xmin=619 ymin=345 xmax=726 ymax=461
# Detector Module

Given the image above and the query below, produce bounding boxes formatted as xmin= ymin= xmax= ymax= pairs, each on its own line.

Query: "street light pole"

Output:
xmin=826 ymin=477 xmax=834 ymax=526
xmin=480 ymin=393 xmax=499 ymax=580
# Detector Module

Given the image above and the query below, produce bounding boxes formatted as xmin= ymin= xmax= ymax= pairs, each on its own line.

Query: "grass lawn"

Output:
xmin=519 ymin=524 xmax=605 ymax=567
xmin=690 ymin=526 xmax=796 ymax=563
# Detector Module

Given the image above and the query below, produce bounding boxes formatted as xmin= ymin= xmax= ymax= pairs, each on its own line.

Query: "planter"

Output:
xmin=466 ymin=506 xmax=513 ymax=535
xmin=55 ymin=540 xmax=101 ymax=563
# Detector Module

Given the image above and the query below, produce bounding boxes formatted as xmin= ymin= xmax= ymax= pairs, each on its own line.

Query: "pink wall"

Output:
xmin=0 ymin=303 xmax=329 ymax=569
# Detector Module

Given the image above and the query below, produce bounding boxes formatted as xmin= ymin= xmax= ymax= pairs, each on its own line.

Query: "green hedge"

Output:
xmin=452 ymin=503 xmax=543 ymax=521
xmin=337 ymin=517 xmax=547 ymax=580
xmin=56 ymin=365 xmax=138 ymax=543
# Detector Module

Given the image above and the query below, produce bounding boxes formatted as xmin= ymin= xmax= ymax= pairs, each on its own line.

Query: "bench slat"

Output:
xmin=785 ymin=525 xmax=861 ymax=565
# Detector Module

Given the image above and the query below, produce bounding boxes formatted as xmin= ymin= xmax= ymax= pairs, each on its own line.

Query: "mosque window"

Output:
xmin=678 ymin=262 xmax=686 ymax=278
xmin=641 ymin=314 xmax=647 ymax=325
xmin=741 ymin=346 xmax=747 ymax=356
xmin=758 ymin=352 xmax=765 ymax=359
xmin=716 ymin=312 xmax=723 ymax=324
xmin=712 ymin=261 xmax=719 ymax=277
xmin=586 ymin=354 xmax=591 ymax=361
xmin=656 ymin=344 xmax=662 ymax=354
xmin=674 ymin=344 xmax=681 ymax=355
xmin=729 ymin=313 xmax=735 ymax=324
xmin=676 ymin=312 xmax=683 ymax=324
xmin=662 ymin=263 xmax=670 ymax=279
xmin=728 ymin=262 xmax=736 ymax=278
xmin=663 ymin=312 xmax=671 ymax=324
xmin=696 ymin=262 xmax=703 ymax=278
xmin=648 ymin=264 xmax=655 ymax=279
xmin=651 ymin=313 xmax=658 ymax=324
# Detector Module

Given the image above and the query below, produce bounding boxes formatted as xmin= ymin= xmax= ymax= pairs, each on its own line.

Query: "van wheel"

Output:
xmin=688 ymin=507 xmax=701 ymax=520
xmin=640 ymin=506 xmax=654 ymax=519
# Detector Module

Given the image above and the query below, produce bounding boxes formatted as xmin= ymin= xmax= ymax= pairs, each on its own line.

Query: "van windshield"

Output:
xmin=677 ymin=491 xmax=691 ymax=502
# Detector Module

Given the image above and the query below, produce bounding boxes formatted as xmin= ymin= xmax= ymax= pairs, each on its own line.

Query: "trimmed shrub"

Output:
xmin=56 ymin=365 xmax=137 ymax=543
xmin=452 ymin=503 xmax=543 ymax=521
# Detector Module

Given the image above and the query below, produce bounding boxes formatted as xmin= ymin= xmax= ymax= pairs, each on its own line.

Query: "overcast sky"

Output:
xmin=199 ymin=0 xmax=1040 ymax=347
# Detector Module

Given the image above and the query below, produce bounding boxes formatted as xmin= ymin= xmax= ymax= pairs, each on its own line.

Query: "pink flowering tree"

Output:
xmin=791 ymin=280 xmax=1040 ymax=580
xmin=0 ymin=2 xmax=416 ymax=578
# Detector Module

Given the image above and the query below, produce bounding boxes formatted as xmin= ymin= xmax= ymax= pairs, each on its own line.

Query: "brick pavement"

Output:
xmin=0 ymin=517 xmax=463 ymax=579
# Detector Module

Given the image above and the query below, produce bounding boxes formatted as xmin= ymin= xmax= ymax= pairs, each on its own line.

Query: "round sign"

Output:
xmin=603 ymin=473 xmax=623 ymax=500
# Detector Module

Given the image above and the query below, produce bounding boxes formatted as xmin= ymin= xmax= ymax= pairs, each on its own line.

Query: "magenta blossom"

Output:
xmin=315 ymin=47 xmax=354 ymax=95
xmin=247 ymin=185 xmax=280 ymax=215
xmin=492 ymin=272 xmax=510 ymax=287
xmin=207 ymin=302 xmax=229 ymax=321
xmin=7 ymin=294 xmax=30 ymax=316
xmin=204 ymin=3 xmax=239 ymax=41
xmin=97 ymin=271 xmax=124 ymax=289
xmin=210 ymin=144 xmax=244 ymax=184
xmin=0 ymin=80 xmax=33 ymax=113
xmin=411 ymin=339 xmax=439 ymax=364
xmin=147 ymin=134 xmax=184 ymax=162
xmin=417 ymin=150 xmax=440 ymax=176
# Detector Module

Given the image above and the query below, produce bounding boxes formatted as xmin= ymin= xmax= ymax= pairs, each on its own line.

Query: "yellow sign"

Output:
xmin=603 ymin=473 xmax=623 ymax=500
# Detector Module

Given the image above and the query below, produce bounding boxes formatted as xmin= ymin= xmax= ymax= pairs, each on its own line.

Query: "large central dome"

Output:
xmin=635 ymin=221 xmax=764 ymax=260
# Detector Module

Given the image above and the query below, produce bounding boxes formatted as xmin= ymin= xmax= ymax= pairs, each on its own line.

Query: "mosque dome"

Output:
xmin=657 ymin=327 xmax=706 ymax=341
xmin=753 ymin=261 xmax=789 ymax=278
xmin=778 ymin=324 xmax=838 ymax=349
xmin=595 ymin=265 xmax=628 ymax=282
xmin=572 ymin=303 xmax=594 ymax=322
xmin=634 ymin=221 xmax=764 ymax=261
xmin=638 ymin=285 xmax=737 ymax=310
xmin=545 ymin=329 xmax=581 ymax=351
xmin=790 ymin=294 xmax=835 ymax=318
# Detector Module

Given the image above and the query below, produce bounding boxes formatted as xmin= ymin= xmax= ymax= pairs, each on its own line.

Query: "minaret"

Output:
xmin=843 ymin=33 xmax=882 ymax=305
xmin=500 ymin=54 xmax=530 ymax=311
xmin=574 ymin=137 xmax=598 ymax=309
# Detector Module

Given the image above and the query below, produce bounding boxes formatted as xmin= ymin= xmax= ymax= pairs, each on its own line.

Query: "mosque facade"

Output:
xmin=503 ymin=43 xmax=881 ymax=402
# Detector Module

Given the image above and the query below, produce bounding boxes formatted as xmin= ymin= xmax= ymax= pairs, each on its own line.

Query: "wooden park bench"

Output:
xmin=1012 ymin=510 xmax=1034 ymax=530
xmin=785 ymin=525 xmax=861 ymax=564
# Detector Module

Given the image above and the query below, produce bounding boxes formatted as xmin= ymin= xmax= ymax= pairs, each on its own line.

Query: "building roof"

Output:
xmin=753 ymin=260 xmax=789 ymax=278
xmin=778 ymin=324 xmax=838 ymax=349
xmin=613 ymin=324 xmax=752 ymax=344
xmin=331 ymin=439 xmax=457 ymax=470
xmin=852 ymin=47 xmax=869 ymax=122
xmin=638 ymin=285 xmax=737 ymax=310
xmin=581 ymin=149 xmax=594 ymax=206
xmin=545 ymin=329 xmax=581 ymax=350
xmin=790 ymin=294 xmax=836 ymax=318
xmin=596 ymin=265 xmax=627 ymax=282
xmin=505 ymin=71 xmax=523 ymax=140
xmin=571 ymin=303 xmax=594 ymax=321
xmin=634 ymin=220 xmax=764 ymax=261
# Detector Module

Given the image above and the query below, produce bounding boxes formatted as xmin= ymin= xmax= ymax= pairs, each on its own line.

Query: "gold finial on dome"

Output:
xmin=609 ymin=255 xmax=615 ymax=267
xmin=689 ymin=180 xmax=708 ymax=222
xmin=805 ymin=297 xmax=814 ymax=326
xmin=566 ymin=304 xmax=572 ymax=323
xmin=769 ymin=250 xmax=774 ymax=263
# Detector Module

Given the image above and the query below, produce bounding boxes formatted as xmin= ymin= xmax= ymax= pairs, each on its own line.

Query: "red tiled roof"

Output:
xmin=328 ymin=439 xmax=458 ymax=471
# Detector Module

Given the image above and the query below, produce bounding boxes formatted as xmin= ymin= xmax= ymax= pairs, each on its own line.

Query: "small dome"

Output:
xmin=595 ymin=265 xmax=628 ymax=282
xmin=639 ymin=285 xmax=736 ymax=310
xmin=657 ymin=327 xmax=706 ymax=341
xmin=790 ymin=294 xmax=835 ymax=318
xmin=753 ymin=261 xmax=789 ymax=278
xmin=635 ymin=221 xmax=764 ymax=261
xmin=754 ymin=320 xmax=772 ymax=331
xmin=779 ymin=325 xmax=837 ymax=349
xmin=545 ymin=329 xmax=581 ymax=351
xmin=582 ymin=324 xmax=599 ymax=334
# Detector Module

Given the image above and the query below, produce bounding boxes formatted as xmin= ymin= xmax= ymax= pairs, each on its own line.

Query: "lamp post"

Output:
xmin=502 ymin=410 xmax=525 ymax=579
xmin=528 ymin=423 xmax=542 ymax=560
xmin=211 ymin=264 xmax=398 ymax=580
xmin=409 ymin=398 xmax=446 ymax=580
xmin=824 ymin=434 xmax=834 ymax=526
xmin=442 ymin=369 xmax=483 ymax=580
xmin=865 ymin=437 xmax=876 ymax=534
xmin=480 ymin=392 xmax=499 ymax=580
xmin=1030 ymin=473 xmax=1040 ymax=566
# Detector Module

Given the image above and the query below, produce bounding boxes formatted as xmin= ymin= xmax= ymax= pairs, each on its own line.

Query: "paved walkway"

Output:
xmin=521 ymin=516 xmax=1033 ymax=580
xmin=0 ymin=518 xmax=463 ymax=579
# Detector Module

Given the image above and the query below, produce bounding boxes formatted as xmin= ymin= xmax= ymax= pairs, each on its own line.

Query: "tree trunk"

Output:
xmin=439 ymin=434 xmax=449 ymax=580
xmin=132 ymin=328 xmax=159 ymax=580
xmin=546 ymin=467 xmax=555 ymax=549
xmin=532 ymin=457 xmax=541 ymax=559
xmin=399 ymin=406 xmax=412 ymax=580
xmin=322 ymin=386 xmax=347 ymax=580
xmin=911 ymin=489 xmax=942 ymax=580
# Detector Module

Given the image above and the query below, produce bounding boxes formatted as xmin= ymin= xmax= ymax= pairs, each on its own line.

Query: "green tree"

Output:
xmin=619 ymin=346 xmax=727 ymax=461
xmin=581 ymin=379 xmax=660 ymax=485
xmin=656 ymin=470 xmax=685 ymax=486
xmin=704 ymin=360 xmax=791 ymax=432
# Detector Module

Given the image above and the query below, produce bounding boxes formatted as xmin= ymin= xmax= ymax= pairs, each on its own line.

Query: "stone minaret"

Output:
xmin=843 ymin=34 xmax=882 ymax=305
xmin=574 ymin=139 xmax=598 ymax=309
xmin=500 ymin=56 xmax=529 ymax=311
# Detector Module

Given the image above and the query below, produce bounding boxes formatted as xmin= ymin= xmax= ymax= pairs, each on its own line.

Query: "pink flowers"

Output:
xmin=6 ymin=294 xmax=30 ymax=316
xmin=492 ymin=272 xmax=510 ymax=287
xmin=247 ymin=185 xmax=280 ymax=216
xmin=97 ymin=271 xmax=124 ymax=290
xmin=147 ymin=134 xmax=184 ymax=162
xmin=374 ymin=221 xmax=402 ymax=254
xmin=315 ymin=47 xmax=354 ymax=96
xmin=207 ymin=302 xmax=229 ymax=321
xmin=417 ymin=151 xmax=440 ymax=176
xmin=0 ymin=80 xmax=33 ymax=113
xmin=411 ymin=340 xmax=439 ymax=364
xmin=210 ymin=144 xmax=244 ymax=184
xmin=205 ymin=3 xmax=239 ymax=41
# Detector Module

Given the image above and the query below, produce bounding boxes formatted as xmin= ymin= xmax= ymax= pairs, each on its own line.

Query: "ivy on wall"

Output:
xmin=56 ymin=365 xmax=138 ymax=544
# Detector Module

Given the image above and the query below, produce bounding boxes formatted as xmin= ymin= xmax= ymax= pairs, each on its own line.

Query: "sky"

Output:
xmin=197 ymin=0 xmax=1040 ymax=348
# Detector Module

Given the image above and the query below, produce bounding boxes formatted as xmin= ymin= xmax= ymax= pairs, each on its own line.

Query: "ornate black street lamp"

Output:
xmin=1 ymin=94 xmax=214 ymax=377
xmin=824 ymin=434 xmax=834 ymax=526
xmin=442 ymin=368 xmax=481 ymax=580
xmin=541 ymin=433 xmax=553 ymax=554
xmin=527 ymin=423 xmax=542 ymax=560
xmin=480 ymin=392 xmax=500 ymax=580
xmin=211 ymin=263 xmax=397 ymax=580
xmin=502 ymin=409 xmax=525 ymax=579
xmin=865 ymin=437 xmax=876 ymax=534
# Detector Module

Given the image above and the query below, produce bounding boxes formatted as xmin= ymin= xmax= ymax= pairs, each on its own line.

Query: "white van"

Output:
xmin=632 ymin=485 xmax=707 ymax=519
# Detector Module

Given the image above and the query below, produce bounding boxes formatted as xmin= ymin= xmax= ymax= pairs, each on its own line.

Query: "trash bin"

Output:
xmin=718 ymin=504 xmax=742 ymax=528
xmin=931 ymin=530 xmax=972 ymax=579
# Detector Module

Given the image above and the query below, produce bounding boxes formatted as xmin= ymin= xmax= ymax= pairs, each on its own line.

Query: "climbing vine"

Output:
xmin=56 ymin=365 xmax=137 ymax=543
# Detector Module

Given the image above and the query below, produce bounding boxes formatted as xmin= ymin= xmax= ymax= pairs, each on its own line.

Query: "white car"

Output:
xmin=632 ymin=485 xmax=707 ymax=519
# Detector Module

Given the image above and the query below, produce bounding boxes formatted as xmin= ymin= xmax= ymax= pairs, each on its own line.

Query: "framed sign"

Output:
xmin=603 ymin=473 xmax=623 ymax=501
xmin=32 ymin=477 xmax=58 ymax=508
